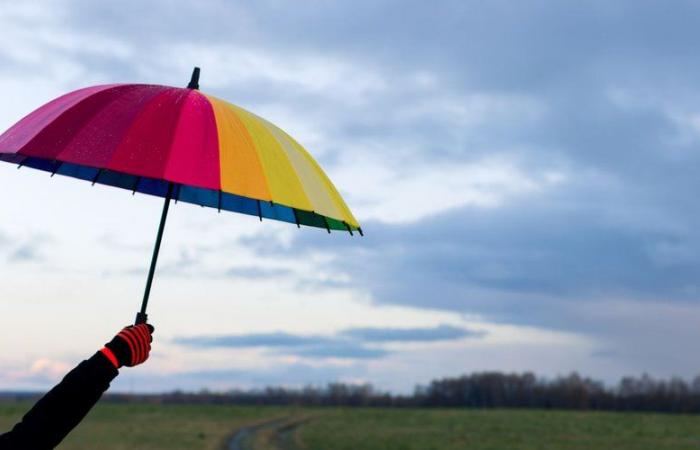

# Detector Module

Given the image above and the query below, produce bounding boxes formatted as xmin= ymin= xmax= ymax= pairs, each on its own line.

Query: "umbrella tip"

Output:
xmin=187 ymin=67 xmax=200 ymax=90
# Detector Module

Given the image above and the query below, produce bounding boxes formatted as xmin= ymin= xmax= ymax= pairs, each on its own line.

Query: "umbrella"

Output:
xmin=0 ymin=67 xmax=361 ymax=324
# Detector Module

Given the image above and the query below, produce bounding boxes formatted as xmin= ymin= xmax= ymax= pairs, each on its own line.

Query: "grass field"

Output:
xmin=1 ymin=401 xmax=700 ymax=449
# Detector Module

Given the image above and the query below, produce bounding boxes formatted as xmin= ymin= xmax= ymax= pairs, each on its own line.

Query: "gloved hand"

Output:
xmin=99 ymin=324 xmax=154 ymax=369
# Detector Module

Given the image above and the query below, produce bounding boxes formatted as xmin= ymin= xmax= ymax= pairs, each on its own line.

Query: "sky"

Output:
xmin=1 ymin=0 xmax=700 ymax=393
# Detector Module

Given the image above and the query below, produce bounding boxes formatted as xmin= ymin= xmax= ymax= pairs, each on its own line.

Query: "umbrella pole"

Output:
xmin=135 ymin=183 xmax=174 ymax=324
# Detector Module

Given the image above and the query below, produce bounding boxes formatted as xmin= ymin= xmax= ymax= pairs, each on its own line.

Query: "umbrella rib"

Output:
xmin=50 ymin=161 xmax=63 ymax=177
xmin=217 ymin=191 xmax=222 ymax=213
xmin=91 ymin=168 xmax=103 ymax=185
xmin=173 ymin=183 xmax=181 ymax=203
xmin=256 ymin=200 xmax=262 ymax=221
xmin=131 ymin=176 xmax=142 ymax=195
xmin=292 ymin=209 xmax=301 ymax=228
xmin=321 ymin=214 xmax=331 ymax=234
xmin=343 ymin=221 xmax=354 ymax=236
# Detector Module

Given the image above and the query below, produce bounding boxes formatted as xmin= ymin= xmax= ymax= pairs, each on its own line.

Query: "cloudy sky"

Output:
xmin=1 ymin=0 xmax=700 ymax=393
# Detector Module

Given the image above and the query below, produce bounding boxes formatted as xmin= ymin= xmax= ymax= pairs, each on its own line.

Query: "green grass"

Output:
xmin=2 ymin=401 xmax=700 ymax=449
xmin=0 ymin=401 xmax=292 ymax=450
xmin=299 ymin=408 xmax=700 ymax=450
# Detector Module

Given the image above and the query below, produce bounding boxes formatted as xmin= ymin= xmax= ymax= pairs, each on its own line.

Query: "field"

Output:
xmin=1 ymin=402 xmax=700 ymax=449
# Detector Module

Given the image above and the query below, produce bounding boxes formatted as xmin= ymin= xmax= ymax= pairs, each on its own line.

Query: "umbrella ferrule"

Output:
xmin=187 ymin=67 xmax=200 ymax=90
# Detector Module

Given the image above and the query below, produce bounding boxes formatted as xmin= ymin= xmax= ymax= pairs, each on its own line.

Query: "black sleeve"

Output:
xmin=0 ymin=352 xmax=118 ymax=450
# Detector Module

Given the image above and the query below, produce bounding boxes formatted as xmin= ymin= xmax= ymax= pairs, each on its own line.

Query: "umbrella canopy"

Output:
xmin=0 ymin=68 xmax=361 ymax=324
xmin=0 ymin=74 xmax=360 ymax=233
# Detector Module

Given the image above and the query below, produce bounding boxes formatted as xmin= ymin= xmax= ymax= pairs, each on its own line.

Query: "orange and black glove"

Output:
xmin=99 ymin=324 xmax=154 ymax=369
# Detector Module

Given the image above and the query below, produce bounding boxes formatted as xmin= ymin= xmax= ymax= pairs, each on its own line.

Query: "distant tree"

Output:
xmin=90 ymin=371 xmax=700 ymax=413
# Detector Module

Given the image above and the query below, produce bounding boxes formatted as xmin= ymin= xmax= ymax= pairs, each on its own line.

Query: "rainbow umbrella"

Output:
xmin=0 ymin=68 xmax=361 ymax=324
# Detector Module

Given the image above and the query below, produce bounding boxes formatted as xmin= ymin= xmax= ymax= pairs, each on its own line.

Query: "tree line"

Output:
xmin=92 ymin=372 xmax=700 ymax=413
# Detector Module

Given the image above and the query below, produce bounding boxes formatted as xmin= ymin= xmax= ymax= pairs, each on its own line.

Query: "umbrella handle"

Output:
xmin=135 ymin=312 xmax=148 ymax=324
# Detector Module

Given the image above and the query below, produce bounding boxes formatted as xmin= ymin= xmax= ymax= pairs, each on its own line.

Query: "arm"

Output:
xmin=0 ymin=324 xmax=154 ymax=450
xmin=0 ymin=352 xmax=118 ymax=450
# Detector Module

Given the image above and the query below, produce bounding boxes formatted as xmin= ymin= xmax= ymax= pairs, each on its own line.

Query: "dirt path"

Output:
xmin=226 ymin=416 xmax=312 ymax=450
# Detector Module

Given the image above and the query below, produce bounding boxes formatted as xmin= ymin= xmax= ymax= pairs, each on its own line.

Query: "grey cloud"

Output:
xmin=157 ymin=249 xmax=198 ymax=276
xmin=62 ymin=1 xmax=700 ymax=87
xmin=243 ymin=180 xmax=700 ymax=335
xmin=3 ymin=232 xmax=53 ymax=263
xmin=341 ymin=325 xmax=484 ymax=342
xmin=240 ymin=190 xmax=700 ymax=378
xmin=8 ymin=244 xmax=41 ymax=262
xmin=178 ymin=332 xmax=326 ymax=349
xmin=289 ymin=344 xmax=388 ymax=360
xmin=177 ymin=332 xmax=384 ymax=360
xmin=175 ymin=324 xmax=481 ymax=360
xmin=225 ymin=266 xmax=292 ymax=280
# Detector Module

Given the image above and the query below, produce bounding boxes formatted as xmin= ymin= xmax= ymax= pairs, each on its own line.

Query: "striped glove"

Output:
xmin=100 ymin=324 xmax=155 ymax=369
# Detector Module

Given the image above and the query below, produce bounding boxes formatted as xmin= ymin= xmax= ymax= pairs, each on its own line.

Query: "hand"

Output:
xmin=100 ymin=324 xmax=155 ymax=369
